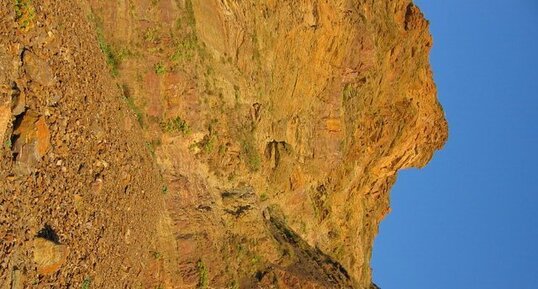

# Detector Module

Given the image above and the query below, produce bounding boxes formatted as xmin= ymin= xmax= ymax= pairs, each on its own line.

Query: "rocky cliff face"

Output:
xmin=1 ymin=0 xmax=447 ymax=288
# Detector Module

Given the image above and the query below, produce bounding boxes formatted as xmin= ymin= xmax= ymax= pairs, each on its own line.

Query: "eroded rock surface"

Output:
xmin=1 ymin=0 xmax=447 ymax=288
xmin=32 ymin=238 xmax=69 ymax=276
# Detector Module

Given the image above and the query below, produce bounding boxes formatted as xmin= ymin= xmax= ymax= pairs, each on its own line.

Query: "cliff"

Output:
xmin=0 ymin=0 xmax=447 ymax=288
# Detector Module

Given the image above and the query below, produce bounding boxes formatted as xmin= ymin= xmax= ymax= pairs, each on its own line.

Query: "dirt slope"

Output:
xmin=1 ymin=0 xmax=447 ymax=288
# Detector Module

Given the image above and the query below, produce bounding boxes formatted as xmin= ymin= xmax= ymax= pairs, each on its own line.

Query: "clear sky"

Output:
xmin=372 ymin=1 xmax=538 ymax=288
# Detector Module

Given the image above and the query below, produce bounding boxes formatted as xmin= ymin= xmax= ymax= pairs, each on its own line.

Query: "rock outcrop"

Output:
xmin=0 ymin=0 xmax=447 ymax=288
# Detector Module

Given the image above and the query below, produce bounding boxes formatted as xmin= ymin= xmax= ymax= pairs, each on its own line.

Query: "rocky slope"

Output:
xmin=0 ymin=1 xmax=175 ymax=288
xmin=0 ymin=0 xmax=447 ymax=288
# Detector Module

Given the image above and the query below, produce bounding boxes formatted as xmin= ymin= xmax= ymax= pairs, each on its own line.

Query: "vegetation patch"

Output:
xmin=160 ymin=116 xmax=189 ymax=135
xmin=229 ymin=280 xmax=240 ymax=289
xmin=143 ymin=27 xmax=161 ymax=44
xmin=154 ymin=62 xmax=166 ymax=75
xmin=145 ymin=139 xmax=161 ymax=158
xmin=342 ymin=83 xmax=357 ymax=102
xmin=192 ymin=119 xmax=219 ymax=154
xmin=185 ymin=0 xmax=196 ymax=27
xmin=118 ymin=84 xmax=144 ymax=127
xmin=241 ymin=135 xmax=261 ymax=172
xmin=170 ymin=0 xmax=203 ymax=64
xmin=150 ymin=250 xmax=162 ymax=259
xmin=14 ymin=0 xmax=35 ymax=31
xmin=197 ymin=260 xmax=208 ymax=289
xmin=89 ymin=12 xmax=124 ymax=76
xmin=170 ymin=32 xmax=199 ymax=63
xmin=4 ymin=139 xmax=12 ymax=150
xmin=81 ymin=278 xmax=91 ymax=289
xmin=125 ymin=95 xmax=144 ymax=127
xmin=199 ymin=134 xmax=216 ymax=153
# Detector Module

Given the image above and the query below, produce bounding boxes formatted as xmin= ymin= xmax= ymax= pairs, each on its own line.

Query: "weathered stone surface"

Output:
xmin=82 ymin=0 xmax=447 ymax=287
xmin=10 ymin=85 xmax=25 ymax=116
xmin=0 ymin=0 xmax=447 ymax=288
xmin=32 ymin=238 xmax=69 ymax=276
xmin=34 ymin=116 xmax=50 ymax=157
xmin=23 ymin=51 xmax=55 ymax=87
xmin=0 ymin=103 xmax=9 ymax=144
xmin=11 ymin=112 xmax=50 ymax=174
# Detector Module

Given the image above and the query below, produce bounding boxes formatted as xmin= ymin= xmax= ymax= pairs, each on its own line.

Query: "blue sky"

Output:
xmin=372 ymin=1 xmax=538 ymax=288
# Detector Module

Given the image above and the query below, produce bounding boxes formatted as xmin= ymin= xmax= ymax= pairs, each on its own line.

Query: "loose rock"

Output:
xmin=32 ymin=238 xmax=69 ymax=276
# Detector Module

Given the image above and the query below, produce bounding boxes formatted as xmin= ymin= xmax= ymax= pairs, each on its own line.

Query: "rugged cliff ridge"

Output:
xmin=1 ymin=0 xmax=447 ymax=288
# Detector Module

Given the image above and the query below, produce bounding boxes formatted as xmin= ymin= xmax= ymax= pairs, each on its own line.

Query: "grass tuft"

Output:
xmin=150 ymin=250 xmax=162 ymax=259
xmin=125 ymin=96 xmax=144 ymax=127
xmin=89 ymin=12 xmax=122 ymax=76
xmin=4 ymin=139 xmax=12 ymax=150
xmin=154 ymin=62 xmax=166 ymax=75
xmin=197 ymin=260 xmax=208 ymax=289
xmin=241 ymin=136 xmax=260 ymax=172
xmin=81 ymin=278 xmax=91 ymax=289
xmin=160 ymin=116 xmax=189 ymax=135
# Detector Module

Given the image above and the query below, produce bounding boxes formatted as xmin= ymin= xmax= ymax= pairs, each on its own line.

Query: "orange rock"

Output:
xmin=325 ymin=118 xmax=342 ymax=132
xmin=0 ymin=103 xmax=10 ymax=143
xmin=33 ymin=238 xmax=69 ymax=275
xmin=13 ymin=113 xmax=50 ymax=158
xmin=13 ymin=111 xmax=38 ymax=143
xmin=11 ymin=113 xmax=50 ymax=174
xmin=35 ymin=116 xmax=50 ymax=157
